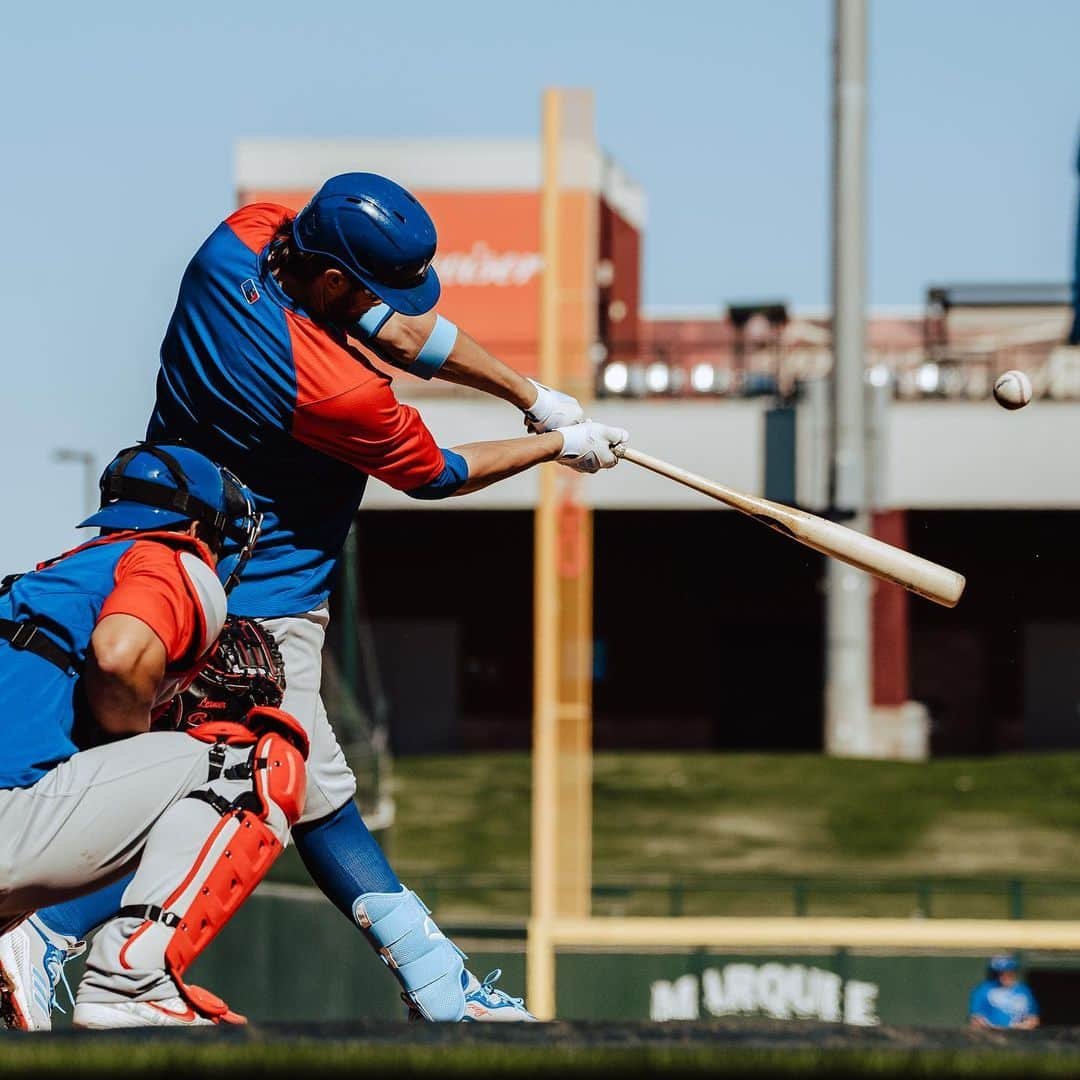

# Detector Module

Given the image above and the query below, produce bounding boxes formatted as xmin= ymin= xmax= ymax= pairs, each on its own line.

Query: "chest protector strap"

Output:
xmin=0 ymin=619 xmax=79 ymax=674
xmin=0 ymin=531 xmax=219 ymax=677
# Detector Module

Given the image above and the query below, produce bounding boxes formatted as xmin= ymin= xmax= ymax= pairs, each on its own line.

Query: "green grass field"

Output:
xmin=267 ymin=750 xmax=1080 ymax=920
xmin=3 ymin=1037 xmax=1079 ymax=1078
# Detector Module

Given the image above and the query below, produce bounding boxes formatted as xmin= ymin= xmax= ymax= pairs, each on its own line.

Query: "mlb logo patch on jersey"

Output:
xmin=241 ymin=278 xmax=260 ymax=304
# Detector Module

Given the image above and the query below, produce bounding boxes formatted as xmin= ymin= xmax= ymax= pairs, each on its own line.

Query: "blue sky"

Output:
xmin=1 ymin=0 xmax=1077 ymax=566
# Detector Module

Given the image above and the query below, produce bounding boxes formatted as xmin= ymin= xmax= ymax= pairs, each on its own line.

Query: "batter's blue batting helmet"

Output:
xmin=989 ymin=955 xmax=1020 ymax=975
xmin=79 ymin=443 xmax=262 ymax=593
xmin=291 ymin=173 xmax=441 ymax=316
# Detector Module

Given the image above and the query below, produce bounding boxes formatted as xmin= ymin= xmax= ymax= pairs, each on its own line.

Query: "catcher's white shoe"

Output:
xmin=73 ymin=996 xmax=220 ymax=1029
xmin=0 ymin=916 xmax=86 ymax=1031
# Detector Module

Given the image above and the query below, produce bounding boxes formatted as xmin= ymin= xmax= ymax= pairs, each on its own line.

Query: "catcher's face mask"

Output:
xmin=214 ymin=473 xmax=263 ymax=596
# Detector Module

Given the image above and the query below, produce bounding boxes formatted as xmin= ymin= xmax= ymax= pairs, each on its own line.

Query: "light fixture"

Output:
xmin=644 ymin=362 xmax=670 ymax=394
xmin=941 ymin=365 xmax=967 ymax=398
xmin=867 ymin=364 xmax=891 ymax=388
xmin=690 ymin=363 xmax=716 ymax=393
xmin=915 ymin=363 xmax=940 ymax=395
xmin=602 ymin=362 xmax=629 ymax=395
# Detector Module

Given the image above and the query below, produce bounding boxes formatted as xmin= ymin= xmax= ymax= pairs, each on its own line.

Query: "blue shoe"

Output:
xmin=462 ymin=968 xmax=537 ymax=1022
xmin=0 ymin=916 xmax=85 ymax=1031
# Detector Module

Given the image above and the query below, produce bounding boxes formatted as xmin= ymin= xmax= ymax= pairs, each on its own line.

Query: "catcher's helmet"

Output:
xmin=78 ymin=442 xmax=262 ymax=593
xmin=291 ymin=173 xmax=440 ymax=316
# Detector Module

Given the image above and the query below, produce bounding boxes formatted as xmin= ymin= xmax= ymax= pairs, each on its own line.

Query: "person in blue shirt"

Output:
xmin=969 ymin=955 xmax=1040 ymax=1029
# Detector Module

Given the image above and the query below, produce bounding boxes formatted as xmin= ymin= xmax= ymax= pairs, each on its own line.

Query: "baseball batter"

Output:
xmin=4 ymin=173 xmax=627 ymax=1027
xmin=0 ymin=443 xmax=305 ymax=1028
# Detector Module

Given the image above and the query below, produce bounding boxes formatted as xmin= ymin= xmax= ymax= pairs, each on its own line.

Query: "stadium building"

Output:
xmin=237 ymin=136 xmax=1080 ymax=760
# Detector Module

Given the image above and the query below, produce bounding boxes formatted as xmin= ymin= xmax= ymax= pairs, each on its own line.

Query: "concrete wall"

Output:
xmin=361 ymin=397 xmax=1080 ymax=511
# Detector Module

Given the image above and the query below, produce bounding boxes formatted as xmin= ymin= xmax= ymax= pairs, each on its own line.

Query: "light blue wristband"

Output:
xmin=354 ymin=303 xmax=393 ymax=338
xmin=408 ymin=316 xmax=458 ymax=380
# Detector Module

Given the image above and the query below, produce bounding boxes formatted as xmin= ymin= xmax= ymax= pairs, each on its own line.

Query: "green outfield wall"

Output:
xmin=51 ymin=890 xmax=1080 ymax=1028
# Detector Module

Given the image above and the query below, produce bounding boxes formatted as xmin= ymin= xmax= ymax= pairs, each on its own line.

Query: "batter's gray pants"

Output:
xmin=256 ymin=605 xmax=356 ymax=825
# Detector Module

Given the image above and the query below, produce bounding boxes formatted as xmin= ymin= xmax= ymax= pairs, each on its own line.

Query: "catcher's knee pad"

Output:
xmin=250 ymin=721 xmax=309 ymax=827
xmin=186 ymin=710 xmax=309 ymax=828
xmin=353 ymin=886 xmax=467 ymax=1022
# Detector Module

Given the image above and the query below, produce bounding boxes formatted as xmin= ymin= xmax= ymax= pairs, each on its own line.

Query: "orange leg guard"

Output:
xmin=117 ymin=724 xmax=307 ymax=1022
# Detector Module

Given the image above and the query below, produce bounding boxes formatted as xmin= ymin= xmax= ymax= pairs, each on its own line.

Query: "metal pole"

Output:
xmin=825 ymin=0 xmax=872 ymax=757
xmin=341 ymin=524 xmax=360 ymax=700
xmin=82 ymin=456 xmax=98 ymax=521
xmin=52 ymin=448 xmax=98 ymax=519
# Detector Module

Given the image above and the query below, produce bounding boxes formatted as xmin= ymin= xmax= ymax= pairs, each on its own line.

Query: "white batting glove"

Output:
xmin=556 ymin=422 xmax=629 ymax=474
xmin=524 ymin=378 xmax=585 ymax=433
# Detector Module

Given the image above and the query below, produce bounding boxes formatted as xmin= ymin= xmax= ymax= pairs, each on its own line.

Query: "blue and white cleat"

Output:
xmin=403 ymin=968 xmax=537 ymax=1023
xmin=0 ymin=916 xmax=86 ymax=1031
xmin=462 ymin=968 xmax=537 ymax=1022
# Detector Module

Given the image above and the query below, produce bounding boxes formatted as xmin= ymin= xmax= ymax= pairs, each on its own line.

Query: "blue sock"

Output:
xmin=36 ymin=875 xmax=132 ymax=940
xmin=293 ymin=800 xmax=401 ymax=920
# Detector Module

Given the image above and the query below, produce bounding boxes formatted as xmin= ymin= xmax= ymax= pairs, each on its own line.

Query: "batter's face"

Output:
xmin=317 ymin=268 xmax=384 ymax=323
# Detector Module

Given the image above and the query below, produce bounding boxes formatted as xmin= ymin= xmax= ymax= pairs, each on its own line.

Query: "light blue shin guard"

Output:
xmin=352 ymin=885 xmax=467 ymax=1021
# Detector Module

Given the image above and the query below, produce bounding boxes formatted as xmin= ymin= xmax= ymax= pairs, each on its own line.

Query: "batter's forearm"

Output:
xmin=451 ymin=432 xmax=563 ymax=495
xmin=433 ymin=329 xmax=536 ymax=409
xmin=371 ymin=315 xmax=535 ymax=408
xmin=373 ymin=313 xmax=536 ymax=408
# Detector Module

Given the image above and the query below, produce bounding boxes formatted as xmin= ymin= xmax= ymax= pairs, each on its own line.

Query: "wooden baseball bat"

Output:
xmin=616 ymin=446 xmax=965 ymax=608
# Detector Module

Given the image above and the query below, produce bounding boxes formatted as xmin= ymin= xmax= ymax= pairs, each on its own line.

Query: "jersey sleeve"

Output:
xmin=405 ymin=448 xmax=468 ymax=499
xmin=288 ymin=312 xmax=447 ymax=490
xmin=293 ymin=381 xmax=448 ymax=490
xmin=225 ymin=203 xmax=295 ymax=254
xmin=98 ymin=542 xmax=207 ymax=668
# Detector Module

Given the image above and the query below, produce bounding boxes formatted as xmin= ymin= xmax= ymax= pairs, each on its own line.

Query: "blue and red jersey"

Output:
xmin=147 ymin=204 xmax=466 ymax=618
xmin=0 ymin=533 xmax=224 ymax=790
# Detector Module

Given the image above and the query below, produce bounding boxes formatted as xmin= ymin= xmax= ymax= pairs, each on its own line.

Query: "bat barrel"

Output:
xmin=616 ymin=446 xmax=966 ymax=609
xmin=785 ymin=514 xmax=966 ymax=608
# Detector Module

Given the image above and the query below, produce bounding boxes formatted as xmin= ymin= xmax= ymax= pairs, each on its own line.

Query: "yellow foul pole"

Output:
xmin=528 ymin=87 xmax=596 ymax=1021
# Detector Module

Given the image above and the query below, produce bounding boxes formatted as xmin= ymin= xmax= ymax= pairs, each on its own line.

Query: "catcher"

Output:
xmin=0 ymin=443 xmax=308 ymax=1029
xmin=10 ymin=617 xmax=520 ymax=1027
xmin=1 ymin=613 xmax=298 ymax=1028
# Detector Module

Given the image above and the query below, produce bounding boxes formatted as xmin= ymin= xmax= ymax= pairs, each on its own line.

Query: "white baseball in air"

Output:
xmin=992 ymin=369 xmax=1032 ymax=411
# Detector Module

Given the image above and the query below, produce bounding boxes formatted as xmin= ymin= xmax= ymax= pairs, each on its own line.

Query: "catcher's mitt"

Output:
xmin=158 ymin=615 xmax=287 ymax=730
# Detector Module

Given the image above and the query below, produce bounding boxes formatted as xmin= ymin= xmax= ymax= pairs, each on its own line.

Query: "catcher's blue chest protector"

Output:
xmin=0 ymin=534 xmax=213 ymax=790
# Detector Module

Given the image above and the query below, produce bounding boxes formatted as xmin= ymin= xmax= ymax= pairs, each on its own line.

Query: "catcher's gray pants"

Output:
xmin=257 ymin=604 xmax=356 ymax=825
xmin=0 ymin=732 xmax=282 ymax=1007
xmin=0 ymin=734 xmax=210 ymax=925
